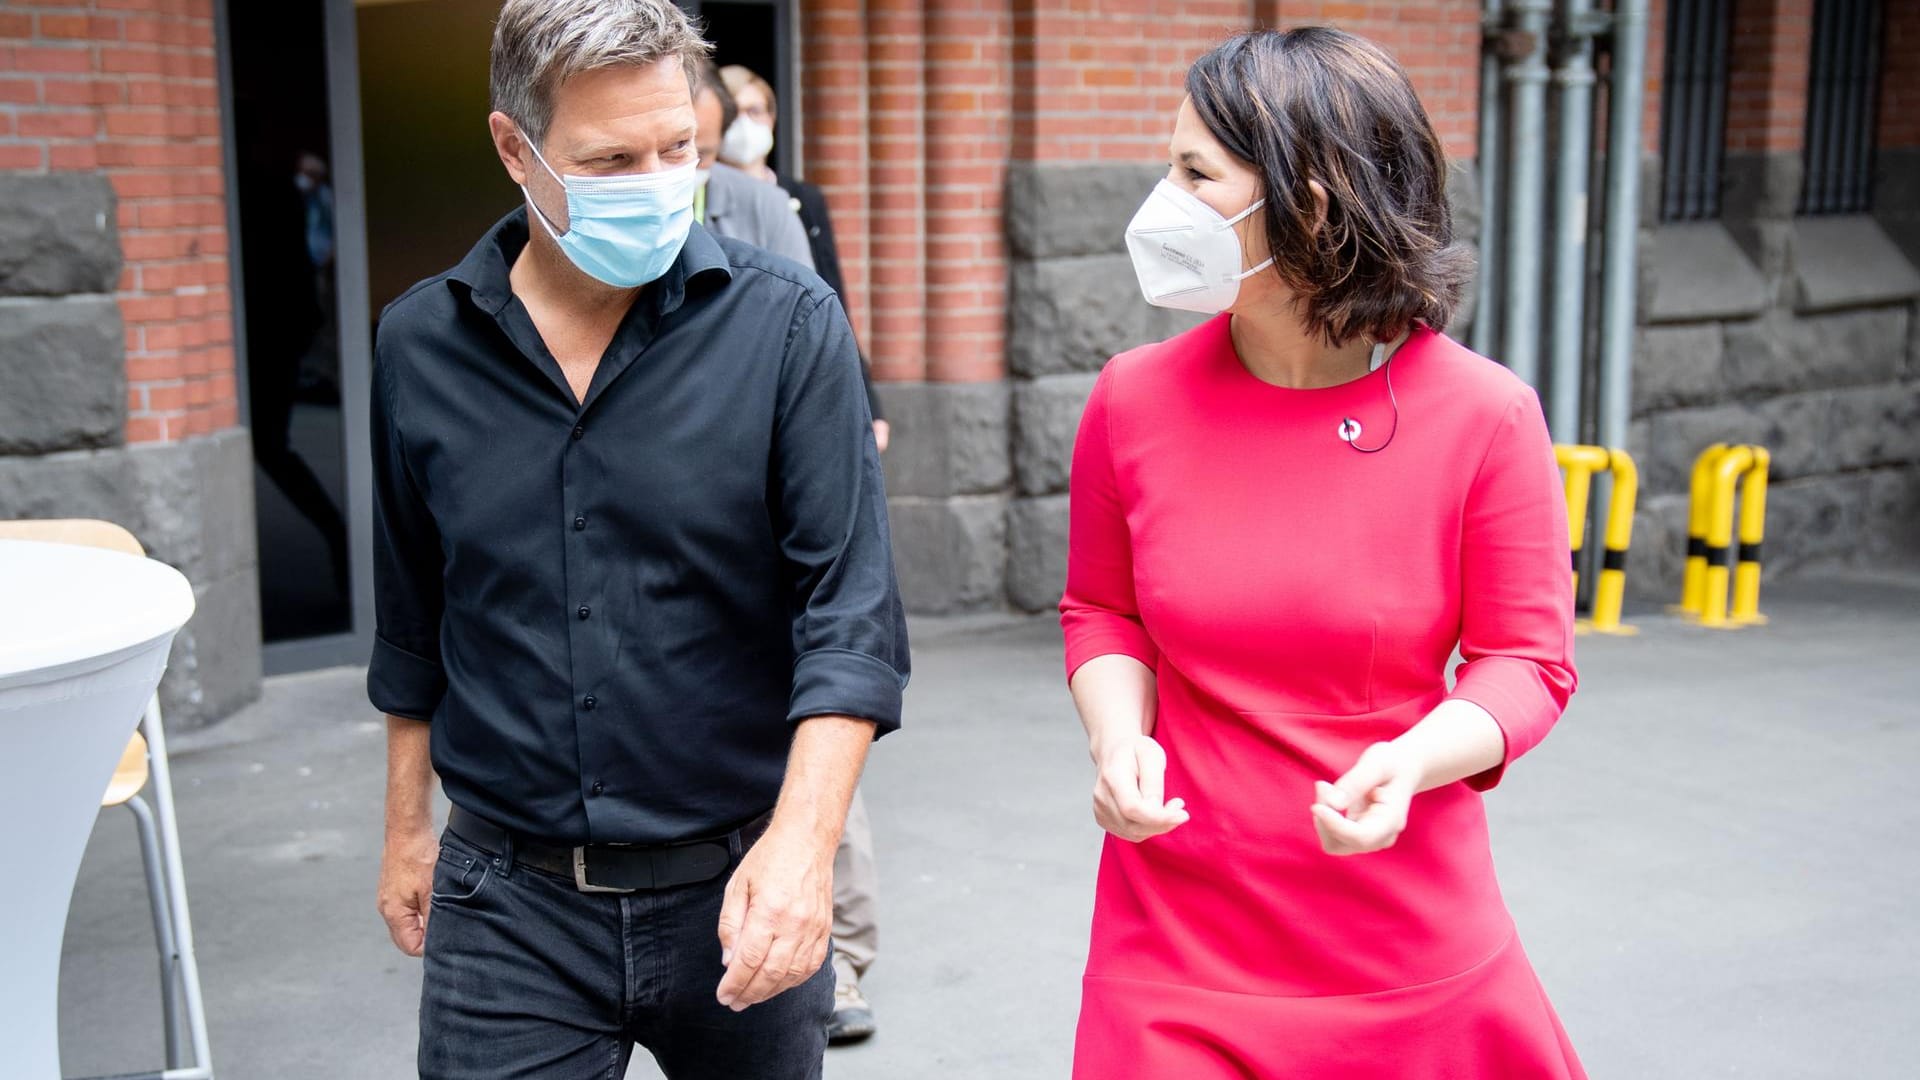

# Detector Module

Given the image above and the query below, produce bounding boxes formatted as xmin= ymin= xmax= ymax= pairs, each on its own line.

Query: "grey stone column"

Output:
xmin=0 ymin=174 xmax=261 ymax=729
xmin=1003 ymin=162 xmax=1202 ymax=614
xmin=876 ymin=382 xmax=1012 ymax=615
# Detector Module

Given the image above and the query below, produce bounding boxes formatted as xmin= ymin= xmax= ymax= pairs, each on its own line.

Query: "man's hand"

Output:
xmin=872 ymin=419 xmax=891 ymax=454
xmin=714 ymin=821 xmax=834 ymax=1011
xmin=377 ymin=823 xmax=440 ymax=956
xmin=1092 ymin=733 xmax=1190 ymax=843
xmin=1311 ymin=741 xmax=1421 ymax=856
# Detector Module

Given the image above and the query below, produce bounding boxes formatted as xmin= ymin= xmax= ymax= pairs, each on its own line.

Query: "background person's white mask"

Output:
xmin=721 ymin=116 xmax=775 ymax=167
xmin=1124 ymin=180 xmax=1275 ymax=313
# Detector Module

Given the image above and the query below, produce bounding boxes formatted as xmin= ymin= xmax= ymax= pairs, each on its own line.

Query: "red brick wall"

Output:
xmin=1012 ymin=0 xmax=1244 ymax=163
xmin=861 ymin=0 xmax=926 ymax=381
xmin=1 ymin=0 xmax=236 ymax=445
xmin=1251 ymin=2 xmax=1484 ymax=160
xmin=925 ymin=0 xmax=1011 ymax=382
xmin=797 ymin=0 xmax=869 ymax=344
xmin=1726 ymin=0 xmax=1813 ymax=153
xmin=1880 ymin=0 xmax=1919 ymax=150
xmin=801 ymin=0 xmax=1487 ymax=385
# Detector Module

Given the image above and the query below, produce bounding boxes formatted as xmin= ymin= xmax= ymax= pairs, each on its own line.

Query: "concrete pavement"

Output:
xmin=56 ymin=575 xmax=1920 ymax=1078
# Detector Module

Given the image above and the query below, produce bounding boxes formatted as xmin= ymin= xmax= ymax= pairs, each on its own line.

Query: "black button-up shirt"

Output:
xmin=367 ymin=209 xmax=909 ymax=845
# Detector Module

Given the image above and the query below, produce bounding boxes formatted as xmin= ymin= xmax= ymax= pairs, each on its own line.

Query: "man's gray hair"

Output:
xmin=491 ymin=0 xmax=711 ymax=146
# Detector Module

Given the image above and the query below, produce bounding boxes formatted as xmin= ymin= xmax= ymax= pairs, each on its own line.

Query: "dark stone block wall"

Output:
xmin=1627 ymin=150 xmax=1920 ymax=604
xmin=0 ymin=174 xmax=260 ymax=728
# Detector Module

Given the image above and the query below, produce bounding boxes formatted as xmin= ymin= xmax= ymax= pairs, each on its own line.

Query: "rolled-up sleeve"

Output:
xmin=367 ymin=336 xmax=448 ymax=720
xmin=1448 ymin=389 xmax=1578 ymax=790
xmin=772 ymin=293 xmax=910 ymax=732
xmin=1060 ymin=360 xmax=1160 ymax=681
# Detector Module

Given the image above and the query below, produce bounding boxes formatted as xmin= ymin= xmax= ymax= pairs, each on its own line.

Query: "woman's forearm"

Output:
xmin=1069 ymin=654 xmax=1159 ymax=760
xmin=1392 ymin=698 xmax=1506 ymax=792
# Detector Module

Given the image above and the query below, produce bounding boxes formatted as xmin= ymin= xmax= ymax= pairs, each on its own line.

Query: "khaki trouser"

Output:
xmin=831 ymin=786 xmax=877 ymax=989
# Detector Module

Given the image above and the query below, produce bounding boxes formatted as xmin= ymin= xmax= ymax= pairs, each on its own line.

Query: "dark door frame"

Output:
xmin=681 ymin=0 xmax=802 ymax=178
xmin=216 ymin=0 xmax=377 ymax=675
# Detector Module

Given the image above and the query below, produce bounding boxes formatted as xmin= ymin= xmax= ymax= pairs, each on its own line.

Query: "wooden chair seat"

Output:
xmin=103 ymin=731 xmax=152 ymax=808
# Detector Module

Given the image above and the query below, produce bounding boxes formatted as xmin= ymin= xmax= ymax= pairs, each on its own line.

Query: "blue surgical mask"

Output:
xmin=520 ymin=131 xmax=698 ymax=288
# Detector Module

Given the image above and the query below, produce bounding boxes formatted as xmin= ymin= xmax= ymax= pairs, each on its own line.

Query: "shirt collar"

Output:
xmin=448 ymin=206 xmax=734 ymax=319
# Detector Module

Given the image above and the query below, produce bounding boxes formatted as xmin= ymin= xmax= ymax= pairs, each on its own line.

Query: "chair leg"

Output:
xmin=139 ymin=695 xmax=214 ymax=1078
xmin=124 ymin=794 xmax=184 ymax=1069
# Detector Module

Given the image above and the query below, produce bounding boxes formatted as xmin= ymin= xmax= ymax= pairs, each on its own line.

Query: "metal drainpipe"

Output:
xmin=1596 ymin=0 xmax=1649 ymax=458
xmin=1473 ymin=0 xmax=1505 ymax=358
xmin=1501 ymin=0 xmax=1552 ymax=388
xmin=1547 ymin=0 xmax=1597 ymax=443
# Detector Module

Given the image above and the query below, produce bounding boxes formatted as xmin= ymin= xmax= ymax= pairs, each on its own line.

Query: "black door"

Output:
xmin=227 ymin=0 xmax=353 ymax=644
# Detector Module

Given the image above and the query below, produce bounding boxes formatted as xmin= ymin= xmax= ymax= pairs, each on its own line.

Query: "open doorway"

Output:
xmin=696 ymin=0 xmax=798 ymax=178
xmin=356 ymin=0 xmax=519 ymax=321
xmin=227 ymin=0 xmax=353 ymax=644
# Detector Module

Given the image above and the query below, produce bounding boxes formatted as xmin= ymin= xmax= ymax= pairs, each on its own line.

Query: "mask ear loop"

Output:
xmin=517 ymin=127 xmax=570 ymax=239
xmin=1222 ymin=197 xmax=1276 ymax=281
xmin=1341 ymin=340 xmax=1401 ymax=454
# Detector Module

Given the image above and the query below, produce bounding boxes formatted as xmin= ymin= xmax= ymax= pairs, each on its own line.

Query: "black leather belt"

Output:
xmin=447 ymin=805 xmax=773 ymax=893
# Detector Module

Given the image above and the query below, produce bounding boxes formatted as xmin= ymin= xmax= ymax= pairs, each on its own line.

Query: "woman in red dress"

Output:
xmin=1061 ymin=28 xmax=1585 ymax=1078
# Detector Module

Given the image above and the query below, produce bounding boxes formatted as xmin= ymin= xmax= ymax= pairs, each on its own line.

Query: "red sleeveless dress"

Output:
xmin=1061 ymin=317 xmax=1585 ymax=1078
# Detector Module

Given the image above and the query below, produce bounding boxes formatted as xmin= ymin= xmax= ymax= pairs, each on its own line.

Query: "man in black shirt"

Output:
xmin=368 ymin=3 xmax=907 ymax=1077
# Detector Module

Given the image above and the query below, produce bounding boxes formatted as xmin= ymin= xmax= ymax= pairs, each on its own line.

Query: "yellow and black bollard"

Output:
xmin=1685 ymin=443 xmax=1771 ymax=629
xmin=1555 ymin=445 xmax=1609 ymax=596
xmin=1676 ymin=443 xmax=1730 ymax=615
xmin=1588 ymin=450 xmax=1639 ymax=635
xmin=1698 ymin=446 xmax=1753 ymax=628
xmin=1729 ymin=446 xmax=1770 ymax=627
xmin=1554 ymin=444 xmax=1639 ymax=635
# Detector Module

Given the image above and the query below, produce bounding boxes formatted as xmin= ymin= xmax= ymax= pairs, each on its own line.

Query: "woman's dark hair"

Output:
xmin=1186 ymin=28 xmax=1473 ymax=345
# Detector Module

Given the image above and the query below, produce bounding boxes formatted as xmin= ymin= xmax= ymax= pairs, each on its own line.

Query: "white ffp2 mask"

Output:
xmin=1124 ymin=180 xmax=1275 ymax=314
xmin=721 ymin=117 xmax=775 ymax=167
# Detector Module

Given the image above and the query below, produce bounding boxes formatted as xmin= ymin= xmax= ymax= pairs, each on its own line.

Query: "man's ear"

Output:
xmin=489 ymin=112 xmax=531 ymax=187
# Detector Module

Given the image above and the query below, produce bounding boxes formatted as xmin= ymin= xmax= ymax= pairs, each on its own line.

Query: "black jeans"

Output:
xmin=419 ymin=826 xmax=833 ymax=1079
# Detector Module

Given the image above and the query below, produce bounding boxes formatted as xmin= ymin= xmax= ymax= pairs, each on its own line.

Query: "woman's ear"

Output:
xmin=1306 ymin=178 xmax=1331 ymax=234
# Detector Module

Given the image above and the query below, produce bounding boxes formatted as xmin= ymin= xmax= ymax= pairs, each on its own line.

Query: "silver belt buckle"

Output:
xmin=572 ymin=847 xmax=636 ymax=894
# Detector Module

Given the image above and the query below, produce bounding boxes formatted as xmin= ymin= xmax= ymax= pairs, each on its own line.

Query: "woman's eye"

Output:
xmin=1186 ymin=167 xmax=1208 ymax=181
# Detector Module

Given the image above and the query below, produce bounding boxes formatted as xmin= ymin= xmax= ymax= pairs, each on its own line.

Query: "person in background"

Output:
xmin=688 ymin=59 xmax=815 ymax=269
xmin=716 ymin=64 xmax=777 ymax=185
xmin=1060 ymin=28 xmax=1583 ymax=1079
xmin=718 ymin=64 xmax=888 ymax=454
xmin=238 ymin=141 xmax=349 ymax=598
xmin=720 ymin=62 xmax=890 ymax=1044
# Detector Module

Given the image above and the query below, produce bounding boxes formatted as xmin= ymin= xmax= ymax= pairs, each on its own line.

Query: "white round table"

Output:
xmin=0 ymin=538 xmax=195 ymax=1078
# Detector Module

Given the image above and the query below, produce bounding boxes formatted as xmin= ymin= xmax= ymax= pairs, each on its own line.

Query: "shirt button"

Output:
xmin=573 ymin=515 xmax=587 ymax=531
xmin=578 ymin=604 xmax=591 ymax=620
xmin=583 ymin=694 xmax=597 ymax=711
xmin=590 ymin=780 xmax=605 ymax=796
xmin=572 ymin=425 xmax=585 ymax=440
